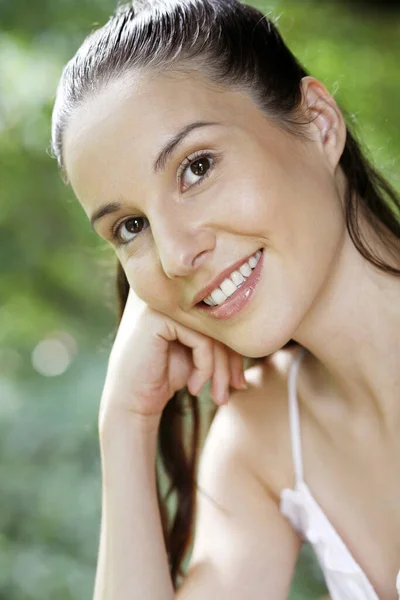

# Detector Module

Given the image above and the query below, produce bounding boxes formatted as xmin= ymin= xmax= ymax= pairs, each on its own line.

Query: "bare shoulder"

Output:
xmin=209 ymin=346 xmax=301 ymax=497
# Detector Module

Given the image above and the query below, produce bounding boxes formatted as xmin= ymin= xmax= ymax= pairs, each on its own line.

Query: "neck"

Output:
xmin=293 ymin=227 xmax=400 ymax=433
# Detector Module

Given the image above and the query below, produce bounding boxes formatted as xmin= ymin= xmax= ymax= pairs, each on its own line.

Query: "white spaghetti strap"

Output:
xmin=287 ymin=346 xmax=308 ymax=487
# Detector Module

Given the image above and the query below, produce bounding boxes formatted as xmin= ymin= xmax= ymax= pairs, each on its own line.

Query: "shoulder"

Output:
xmin=208 ymin=346 xmax=302 ymax=497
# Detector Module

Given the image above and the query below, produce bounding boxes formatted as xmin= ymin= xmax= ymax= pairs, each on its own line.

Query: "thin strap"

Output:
xmin=288 ymin=347 xmax=308 ymax=487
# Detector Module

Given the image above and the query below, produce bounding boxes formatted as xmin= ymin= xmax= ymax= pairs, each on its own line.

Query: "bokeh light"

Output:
xmin=31 ymin=331 xmax=78 ymax=377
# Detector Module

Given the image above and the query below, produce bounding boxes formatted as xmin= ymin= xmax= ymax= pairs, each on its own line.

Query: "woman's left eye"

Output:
xmin=178 ymin=153 xmax=215 ymax=191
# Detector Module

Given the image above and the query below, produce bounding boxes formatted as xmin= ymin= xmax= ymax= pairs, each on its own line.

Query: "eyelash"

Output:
xmin=176 ymin=150 xmax=216 ymax=191
xmin=110 ymin=150 xmax=217 ymax=246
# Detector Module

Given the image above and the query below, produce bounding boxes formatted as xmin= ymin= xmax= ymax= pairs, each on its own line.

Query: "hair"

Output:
xmin=51 ymin=0 xmax=400 ymax=589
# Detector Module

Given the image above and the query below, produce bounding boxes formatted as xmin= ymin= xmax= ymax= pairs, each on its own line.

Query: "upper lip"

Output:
xmin=192 ymin=249 xmax=261 ymax=307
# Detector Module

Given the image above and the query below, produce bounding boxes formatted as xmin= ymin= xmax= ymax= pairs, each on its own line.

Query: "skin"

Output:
xmin=64 ymin=69 xmax=348 ymax=361
xmin=63 ymin=69 xmax=400 ymax=596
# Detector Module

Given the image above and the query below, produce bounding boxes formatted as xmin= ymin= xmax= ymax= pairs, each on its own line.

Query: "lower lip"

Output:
xmin=195 ymin=248 xmax=265 ymax=320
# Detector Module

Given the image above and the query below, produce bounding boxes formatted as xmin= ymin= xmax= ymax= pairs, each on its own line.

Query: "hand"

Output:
xmin=99 ymin=288 xmax=247 ymax=427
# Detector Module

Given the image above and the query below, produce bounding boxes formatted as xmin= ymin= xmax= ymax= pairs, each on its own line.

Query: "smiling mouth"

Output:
xmin=198 ymin=248 xmax=263 ymax=308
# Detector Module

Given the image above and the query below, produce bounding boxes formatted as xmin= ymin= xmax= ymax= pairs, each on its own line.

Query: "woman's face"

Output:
xmin=63 ymin=70 xmax=346 ymax=357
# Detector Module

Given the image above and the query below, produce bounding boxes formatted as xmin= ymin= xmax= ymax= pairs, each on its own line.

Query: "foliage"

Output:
xmin=0 ymin=0 xmax=398 ymax=597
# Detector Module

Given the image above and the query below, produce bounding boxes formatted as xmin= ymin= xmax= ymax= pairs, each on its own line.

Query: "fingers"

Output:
xmin=212 ymin=342 xmax=231 ymax=405
xmin=212 ymin=345 xmax=247 ymax=405
xmin=228 ymin=348 xmax=247 ymax=390
xmin=161 ymin=318 xmax=246 ymax=406
xmin=163 ymin=321 xmax=214 ymax=397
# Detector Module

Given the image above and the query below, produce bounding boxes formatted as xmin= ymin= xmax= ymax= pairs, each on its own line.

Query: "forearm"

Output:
xmin=93 ymin=410 xmax=175 ymax=600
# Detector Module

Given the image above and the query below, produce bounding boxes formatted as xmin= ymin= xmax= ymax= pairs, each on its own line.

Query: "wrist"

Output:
xmin=99 ymin=406 xmax=162 ymax=446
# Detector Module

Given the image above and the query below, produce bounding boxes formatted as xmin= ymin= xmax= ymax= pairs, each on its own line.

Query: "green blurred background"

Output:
xmin=0 ymin=0 xmax=399 ymax=598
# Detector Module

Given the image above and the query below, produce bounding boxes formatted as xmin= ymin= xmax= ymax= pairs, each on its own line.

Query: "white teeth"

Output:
xmin=202 ymin=249 xmax=263 ymax=307
xmin=248 ymin=255 xmax=257 ymax=269
xmin=220 ymin=278 xmax=237 ymax=298
xmin=230 ymin=270 xmax=245 ymax=286
xmin=204 ymin=297 xmax=218 ymax=306
xmin=210 ymin=288 xmax=227 ymax=305
xmin=239 ymin=262 xmax=252 ymax=277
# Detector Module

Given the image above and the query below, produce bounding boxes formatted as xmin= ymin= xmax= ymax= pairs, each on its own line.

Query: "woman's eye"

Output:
xmin=180 ymin=155 xmax=214 ymax=191
xmin=115 ymin=216 xmax=149 ymax=245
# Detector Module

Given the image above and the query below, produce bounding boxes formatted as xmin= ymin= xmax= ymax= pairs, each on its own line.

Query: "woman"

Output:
xmin=51 ymin=0 xmax=400 ymax=598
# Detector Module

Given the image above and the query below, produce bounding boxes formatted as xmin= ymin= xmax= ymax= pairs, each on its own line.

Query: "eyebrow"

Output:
xmin=90 ymin=201 xmax=122 ymax=230
xmin=90 ymin=120 xmax=219 ymax=229
xmin=153 ymin=120 xmax=219 ymax=174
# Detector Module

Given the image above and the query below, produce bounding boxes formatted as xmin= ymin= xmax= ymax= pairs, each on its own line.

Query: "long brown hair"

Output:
xmin=51 ymin=0 xmax=400 ymax=589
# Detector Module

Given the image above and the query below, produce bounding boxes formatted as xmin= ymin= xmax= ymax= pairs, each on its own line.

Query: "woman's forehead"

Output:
xmin=63 ymin=70 xmax=268 ymax=201
xmin=64 ymin=70 xmax=260 ymax=158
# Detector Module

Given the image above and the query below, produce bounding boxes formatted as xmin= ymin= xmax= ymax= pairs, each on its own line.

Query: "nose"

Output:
xmin=151 ymin=211 xmax=216 ymax=279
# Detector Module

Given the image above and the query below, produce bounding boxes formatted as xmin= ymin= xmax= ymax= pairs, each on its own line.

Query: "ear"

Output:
xmin=300 ymin=76 xmax=347 ymax=172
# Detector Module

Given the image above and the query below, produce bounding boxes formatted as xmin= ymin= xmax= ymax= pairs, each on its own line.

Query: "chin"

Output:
xmin=226 ymin=331 xmax=294 ymax=360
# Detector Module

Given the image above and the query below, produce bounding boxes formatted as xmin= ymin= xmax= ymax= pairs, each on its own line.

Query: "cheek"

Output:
xmin=264 ymin=160 xmax=343 ymax=254
xmin=217 ymin=145 xmax=303 ymax=241
xmin=124 ymin=259 xmax=178 ymax=312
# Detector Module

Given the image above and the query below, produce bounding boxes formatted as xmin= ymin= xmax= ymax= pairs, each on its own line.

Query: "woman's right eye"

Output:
xmin=113 ymin=216 xmax=149 ymax=245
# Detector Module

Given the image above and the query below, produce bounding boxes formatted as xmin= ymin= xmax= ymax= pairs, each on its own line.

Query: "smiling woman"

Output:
xmin=51 ymin=1 xmax=400 ymax=599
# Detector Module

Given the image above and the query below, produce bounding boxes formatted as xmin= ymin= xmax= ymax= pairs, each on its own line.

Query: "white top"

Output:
xmin=279 ymin=346 xmax=400 ymax=599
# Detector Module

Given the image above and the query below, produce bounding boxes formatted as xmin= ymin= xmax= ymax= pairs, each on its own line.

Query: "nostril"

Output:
xmin=192 ymin=249 xmax=209 ymax=268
